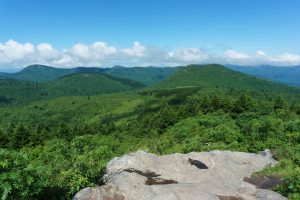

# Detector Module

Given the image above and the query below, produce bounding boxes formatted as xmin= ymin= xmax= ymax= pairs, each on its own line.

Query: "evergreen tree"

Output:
xmin=11 ymin=124 xmax=30 ymax=148
xmin=234 ymin=94 xmax=255 ymax=113
xmin=0 ymin=129 xmax=9 ymax=148
xmin=274 ymin=96 xmax=287 ymax=109
xmin=57 ymin=123 xmax=72 ymax=140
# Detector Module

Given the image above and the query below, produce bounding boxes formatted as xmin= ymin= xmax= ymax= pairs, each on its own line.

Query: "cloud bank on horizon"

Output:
xmin=1 ymin=39 xmax=300 ymax=70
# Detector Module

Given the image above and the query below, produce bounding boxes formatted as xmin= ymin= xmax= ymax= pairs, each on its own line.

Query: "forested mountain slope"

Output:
xmin=102 ymin=66 xmax=177 ymax=85
xmin=11 ymin=65 xmax=73 ymax=82
xmin=0 ymin=78 xmax=47 ymax=104
xmin=0 ymin=73 xmax=145 ymax=104
xmin=46 ymin=73 xmax=145 ymax=96
xmin=154 ymin=64 xmax=300 ymax=94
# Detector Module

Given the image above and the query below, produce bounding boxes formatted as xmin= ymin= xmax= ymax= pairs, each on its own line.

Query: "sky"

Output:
xmin=0 ymin=0 xmax=300 ymax=71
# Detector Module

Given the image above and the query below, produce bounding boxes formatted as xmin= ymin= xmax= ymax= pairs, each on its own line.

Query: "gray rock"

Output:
xmin=73 ymin=150 xmax=286 ymax=200
xmin=73 ymin=187 xmax=102 ymax=200
xmin=259 ymin=149 xmax=273 ymax=159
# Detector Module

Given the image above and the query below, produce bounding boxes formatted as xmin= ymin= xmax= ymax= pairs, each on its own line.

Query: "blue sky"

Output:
xmin=0 ymin=0 xmax=300 ymax=70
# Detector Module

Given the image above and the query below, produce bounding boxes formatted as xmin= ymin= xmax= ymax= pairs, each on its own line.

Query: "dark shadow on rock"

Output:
xmin=217 ymin=195 xmax=244 ymax=200
xmin=98 ymin=177 xmax=105 ymax=186
xmin=145 ymin=177 xmax=178 ymax=185
xmin=188 ymin=158 xmax=208 ymax=169
xmin=124 ymin=168 xmax=177 ymax=185
xmin=124 ymin=168 xmax=160 ymax=177
xmin=243 ymin=176 xmax=283 ymax=189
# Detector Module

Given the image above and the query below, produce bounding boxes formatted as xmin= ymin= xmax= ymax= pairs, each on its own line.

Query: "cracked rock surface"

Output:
xmin=73 ymin=150 xmax=286 ymax=200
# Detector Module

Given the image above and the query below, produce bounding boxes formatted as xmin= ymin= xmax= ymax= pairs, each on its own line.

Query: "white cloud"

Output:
xmin=122 ymin=41 xmax=146 ymax=57
xmin=53 ymin=41 xmax=118 ymax=67
xmin=0 ymin=39 xmax=34 ymax=64
xmin=91 ymin=42 xmax=117 ymax=58
xmin=253 ymin=51 xmax=300 ymax=66
xmin=273 ymin=53 xmax=300 ymax=65
xmin=53 ymin=54 xmax=76 ymax=67
xmin=69 ymin=43 xmax=90 ymax=59
xmin=256 ymin=50 xmax=267 ymax=57
xmin=224 ymin=50 xmax=250 ymax=60
xmin=0 ymin=39 xmax=300 ymax=70
xmin=36 ymin=43 xmax=59 ymax=60
xmin=168 ymin=48 xmax=208 ymax=63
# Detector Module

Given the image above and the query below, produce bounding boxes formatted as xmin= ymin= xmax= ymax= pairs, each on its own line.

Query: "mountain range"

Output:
xmin=1 ymin=64 xmax=300 ymax=87
xmin=1 ymin=64 xmax=300 ymax=105
xmin=0 ymin=64 xmax=177 ymax=85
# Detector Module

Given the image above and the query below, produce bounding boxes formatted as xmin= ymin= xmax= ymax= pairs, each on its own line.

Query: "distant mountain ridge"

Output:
xmin=0 ymin=64 xmax=177 ymax=85
xmin=1 ymin=64 xmax=300 ymax=87
xmin=2 ymin=63 xmax=300 ymax=105
xmin=153 ymin=64 xmax=300 ymax=94
xmin=102 ymin=66 xmax=177 ymax=85
xmin=226 ymin=65 xmax=300 ymax=87
xmin=0 ymin=65 xmax=105 ymax=82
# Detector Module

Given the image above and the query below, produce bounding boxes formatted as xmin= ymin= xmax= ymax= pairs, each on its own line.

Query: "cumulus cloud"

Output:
xmin=0 ymin=39 xmax=34 ymax=64
xmin=273 ymin=53 xmax=300 ymax=65
xmin=256 ymin=50 xmax=267 ymax=57
xmin=168 ymin=48 xmax=208 ymax=63
xmin=58 ymin=42 xmax=118 ymax=66
xmin=69 ymin=43 xmax=90 ymax=59
xmin=122 ymin=41 xmax=146 ymax=57
xmin=0 ymin=39 xmax=300 ymax=70
xmin=224 ymin=50 xmax=250 ymax=60
xmin=254 ymin=51 xmax=300 ymax=65
xmin=91 ymin=42 xmax=117 ymax=58
xmin=36 ymin=43 xmax=59 ymax=60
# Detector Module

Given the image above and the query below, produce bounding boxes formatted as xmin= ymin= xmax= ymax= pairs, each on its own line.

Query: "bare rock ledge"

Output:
xmin=73 ymin=150 xmax=286 ymax=200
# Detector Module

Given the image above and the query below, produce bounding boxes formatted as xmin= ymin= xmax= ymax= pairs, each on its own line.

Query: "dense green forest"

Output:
xmin=0 ymin=73 xmax=144 ymax=104
xmin=0 ymin=64 xmax=299 ymax=199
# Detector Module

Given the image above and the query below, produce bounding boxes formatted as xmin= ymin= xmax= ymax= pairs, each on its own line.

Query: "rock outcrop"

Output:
xmin=73 ymin=150 xmax=286 ymax=200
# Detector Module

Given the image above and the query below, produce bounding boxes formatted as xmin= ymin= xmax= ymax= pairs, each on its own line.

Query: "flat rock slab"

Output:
xmin=73 ymin=150 xmax=286 ymax=200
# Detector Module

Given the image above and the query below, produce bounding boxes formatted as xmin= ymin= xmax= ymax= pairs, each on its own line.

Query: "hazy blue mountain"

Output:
xmin=102 ymin=66 xmax=177 ymax=85
xmin=74 ymin=67 xmax=105 ymax=73
xmin=0 ymin=72 xmax=11 ymax=78
xmin=226 ymin=65 xmax=300 ymax=87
